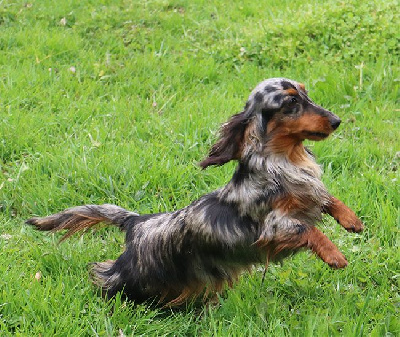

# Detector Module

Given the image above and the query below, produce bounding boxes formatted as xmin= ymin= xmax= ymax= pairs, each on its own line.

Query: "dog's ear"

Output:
xmin=199 ymin=103 xmax=254 ymax=169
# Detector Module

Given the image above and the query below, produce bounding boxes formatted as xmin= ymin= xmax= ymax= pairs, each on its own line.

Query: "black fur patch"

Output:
xmin=295 ymin=224 xmax=306 ymax=234
xmin=124 ymin=213 xmax=165 ymax=239
xmin=282 ymin=105 xmax=299 ymax=115
xmin=261 ymin=107 xmax=279 ymax=130
xmin=254 ymin=92 xmax=264 ymax=103
xmin=198 ymin=194 xmax=257 ymax=236
xmin=280 ymin=80 xmax=295 ymax=90
xmin=273 ymin=93 xmax=284 ymax=104
xmin=264 ymin=86 xmax=277 ymax=93
xmin=231 ymin=163 xmax=251 ymax=186
xmin=254 ymin=186 xmax=284 ymax=206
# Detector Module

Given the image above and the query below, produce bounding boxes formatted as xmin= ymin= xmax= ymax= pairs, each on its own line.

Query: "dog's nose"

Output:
xmin=331 ymin=118 xmax=341 ymax=130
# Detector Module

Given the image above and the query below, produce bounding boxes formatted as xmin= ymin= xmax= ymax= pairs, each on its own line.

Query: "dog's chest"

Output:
xmin=220 ymin=159 xmax=329 ymax=223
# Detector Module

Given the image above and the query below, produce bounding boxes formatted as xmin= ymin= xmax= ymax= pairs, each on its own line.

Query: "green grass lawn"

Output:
xmin=0 ymin=0 xmax=399 ymax=335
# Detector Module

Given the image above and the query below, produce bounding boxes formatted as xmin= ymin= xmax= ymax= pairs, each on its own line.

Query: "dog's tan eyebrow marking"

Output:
xmin=298 ymin=83 xmax=306 ymax=91
xmin=285 ymin=88 xmax=298 ymax=96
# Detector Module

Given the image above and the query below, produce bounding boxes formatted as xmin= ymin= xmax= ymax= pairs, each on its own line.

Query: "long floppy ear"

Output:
xmin=199 ymin=104 xmax=254 ymax=169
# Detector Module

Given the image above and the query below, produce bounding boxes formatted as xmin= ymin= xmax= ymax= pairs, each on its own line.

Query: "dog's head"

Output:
xmin=200 ymin=78 xmax=341 ymax=168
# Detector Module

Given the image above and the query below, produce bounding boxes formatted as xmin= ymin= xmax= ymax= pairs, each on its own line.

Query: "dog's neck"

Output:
xmin=240 ymin=139 xmax=322 ymax=178
xmin=241 ymin=126 xmax=321 ymax=177
xmin=264 ymin=135 xmax=321 ymax=175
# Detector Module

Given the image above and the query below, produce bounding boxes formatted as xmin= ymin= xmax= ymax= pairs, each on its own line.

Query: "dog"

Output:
xmin=27 ymin=78 xmax=364 ymax=306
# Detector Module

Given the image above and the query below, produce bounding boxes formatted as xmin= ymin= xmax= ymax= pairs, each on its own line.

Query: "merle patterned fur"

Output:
xmin=27 ymin=78 xmax=364 ymax=306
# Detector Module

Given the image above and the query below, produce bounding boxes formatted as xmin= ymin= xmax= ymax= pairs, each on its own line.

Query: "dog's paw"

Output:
xmin=325 ymin=251 xmax=348 ymax=269
xmin=335 ymin=211 xmax=364 ymax=233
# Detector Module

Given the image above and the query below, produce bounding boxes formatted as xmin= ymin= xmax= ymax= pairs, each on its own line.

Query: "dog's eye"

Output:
xmin=285 ymin=97 xmax=298 ymax=108
xmin=283 ymin=97 xmax=299 ymax=114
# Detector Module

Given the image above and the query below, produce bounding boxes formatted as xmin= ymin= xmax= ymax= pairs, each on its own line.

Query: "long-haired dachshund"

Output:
xmin=27 ymin=78 xmax=364 ymax=306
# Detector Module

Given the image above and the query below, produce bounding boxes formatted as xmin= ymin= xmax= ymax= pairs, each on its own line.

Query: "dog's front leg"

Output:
xmin=256 ymin=217 xmax=348 ymax=268
xmin=305 ymin=226 xmax=348 ymax=268
xmin=323 ymin=196 xmax=364 ymax=233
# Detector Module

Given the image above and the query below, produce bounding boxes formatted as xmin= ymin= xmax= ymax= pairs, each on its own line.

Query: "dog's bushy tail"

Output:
xmin=26 ymin=204 xmax=138 ymax=241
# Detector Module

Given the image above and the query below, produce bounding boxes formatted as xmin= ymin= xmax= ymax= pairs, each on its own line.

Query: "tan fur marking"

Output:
xmin=296 ymin=114 xmax=331 ymax=134
xmin=324 ymin=196 xmax=364 ymax=232
xmin=267 ymin=113 xmax=333 ymax=146
xmin=282 ymin=114 xmax=330 ymax=137
xmin=305 ymin=227 xmax=348 ymax=268
xmin=285 ymin=88 xmax=298 ymax=96
xmin=255 ymin=227 xmax=348 ymax=269
xmin=266 ymin=136 xmax=320 ymax=172
xmin=273 ymin=195 xmax=309 ymax=214
xmin=165 ymin=287 xmax=195 ymax=307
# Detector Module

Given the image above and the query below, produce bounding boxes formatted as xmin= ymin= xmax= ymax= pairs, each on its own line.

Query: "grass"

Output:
xmin=0 ymin=0 xmax=399 ymax=335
